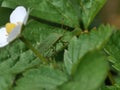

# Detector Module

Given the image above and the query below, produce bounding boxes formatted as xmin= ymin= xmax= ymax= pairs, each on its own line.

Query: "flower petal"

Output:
xmin=0 ymin=28 xmax=9 ymax=47
xmin=10 ymin=6 xmax=27 ymax=24
xmin=23 ymin=8 xmax=29 ymax=25
xmin=7 ymin=24 xmax=22 ymax=42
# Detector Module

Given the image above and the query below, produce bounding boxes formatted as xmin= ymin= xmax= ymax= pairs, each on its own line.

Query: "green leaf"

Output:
xmin=2 ymin=0 xmax=79 ymax=27
xmin=0 ymin=49 xmax=42 ymax=75
xmin=9 ymin=50 xmax=41 ymax=74
xmin=0 ymin=40 xmax=27 ymax=62
xmin=80 ymin=0 xmax=106 ymax=28
xmin=0 ymin=46 xmax=41 ymax=90
xmin=105 ymin=30 xmax=120 ymax=71
xmin=0 ymin=75 xmax=15 ymax=90
xmin=64 ymin=25 xmax=112 ymax=75
xmin=101 ymin=85 xmax=120 ymax=90
xmin=14 ymin=66 xmax=68 ymax=90
xmin=0 ymin=40 xmax=42 ymax=89
xmin=68 ymin=0 xmax=81 ymax=20
xmin=23 ymin=20 xmax=65 ymax=45
xmin=69 ymin=0 xmax=106 ymax=28
xmin=60 ymin=51 xmax=108 ymax=90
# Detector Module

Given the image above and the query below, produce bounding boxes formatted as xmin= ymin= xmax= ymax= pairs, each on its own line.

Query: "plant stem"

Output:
xmin=108 ymin=71 xmax=115 ymax=85
xmin=20 ymin=36 xmax=48 ymax=64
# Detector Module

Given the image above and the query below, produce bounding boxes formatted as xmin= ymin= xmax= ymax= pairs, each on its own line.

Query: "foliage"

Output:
xmin=0 ymin=0 xmax=120 ymax=90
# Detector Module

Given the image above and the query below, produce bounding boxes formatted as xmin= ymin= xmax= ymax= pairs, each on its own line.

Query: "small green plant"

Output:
xmin=0 ymin=0 xmax=119 ymax=90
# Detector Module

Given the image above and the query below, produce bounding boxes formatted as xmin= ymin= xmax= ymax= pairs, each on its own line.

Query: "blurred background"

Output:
xmin=97 ymin=0 xmax=120 ymax=29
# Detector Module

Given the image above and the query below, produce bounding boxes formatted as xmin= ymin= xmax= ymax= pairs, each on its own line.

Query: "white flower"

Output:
xmin=0 ymin=6 xmax=29 ymax=48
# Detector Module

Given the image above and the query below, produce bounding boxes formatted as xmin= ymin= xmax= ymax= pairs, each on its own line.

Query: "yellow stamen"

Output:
xmin=5 ymin=23 xmax=16 ymax=34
